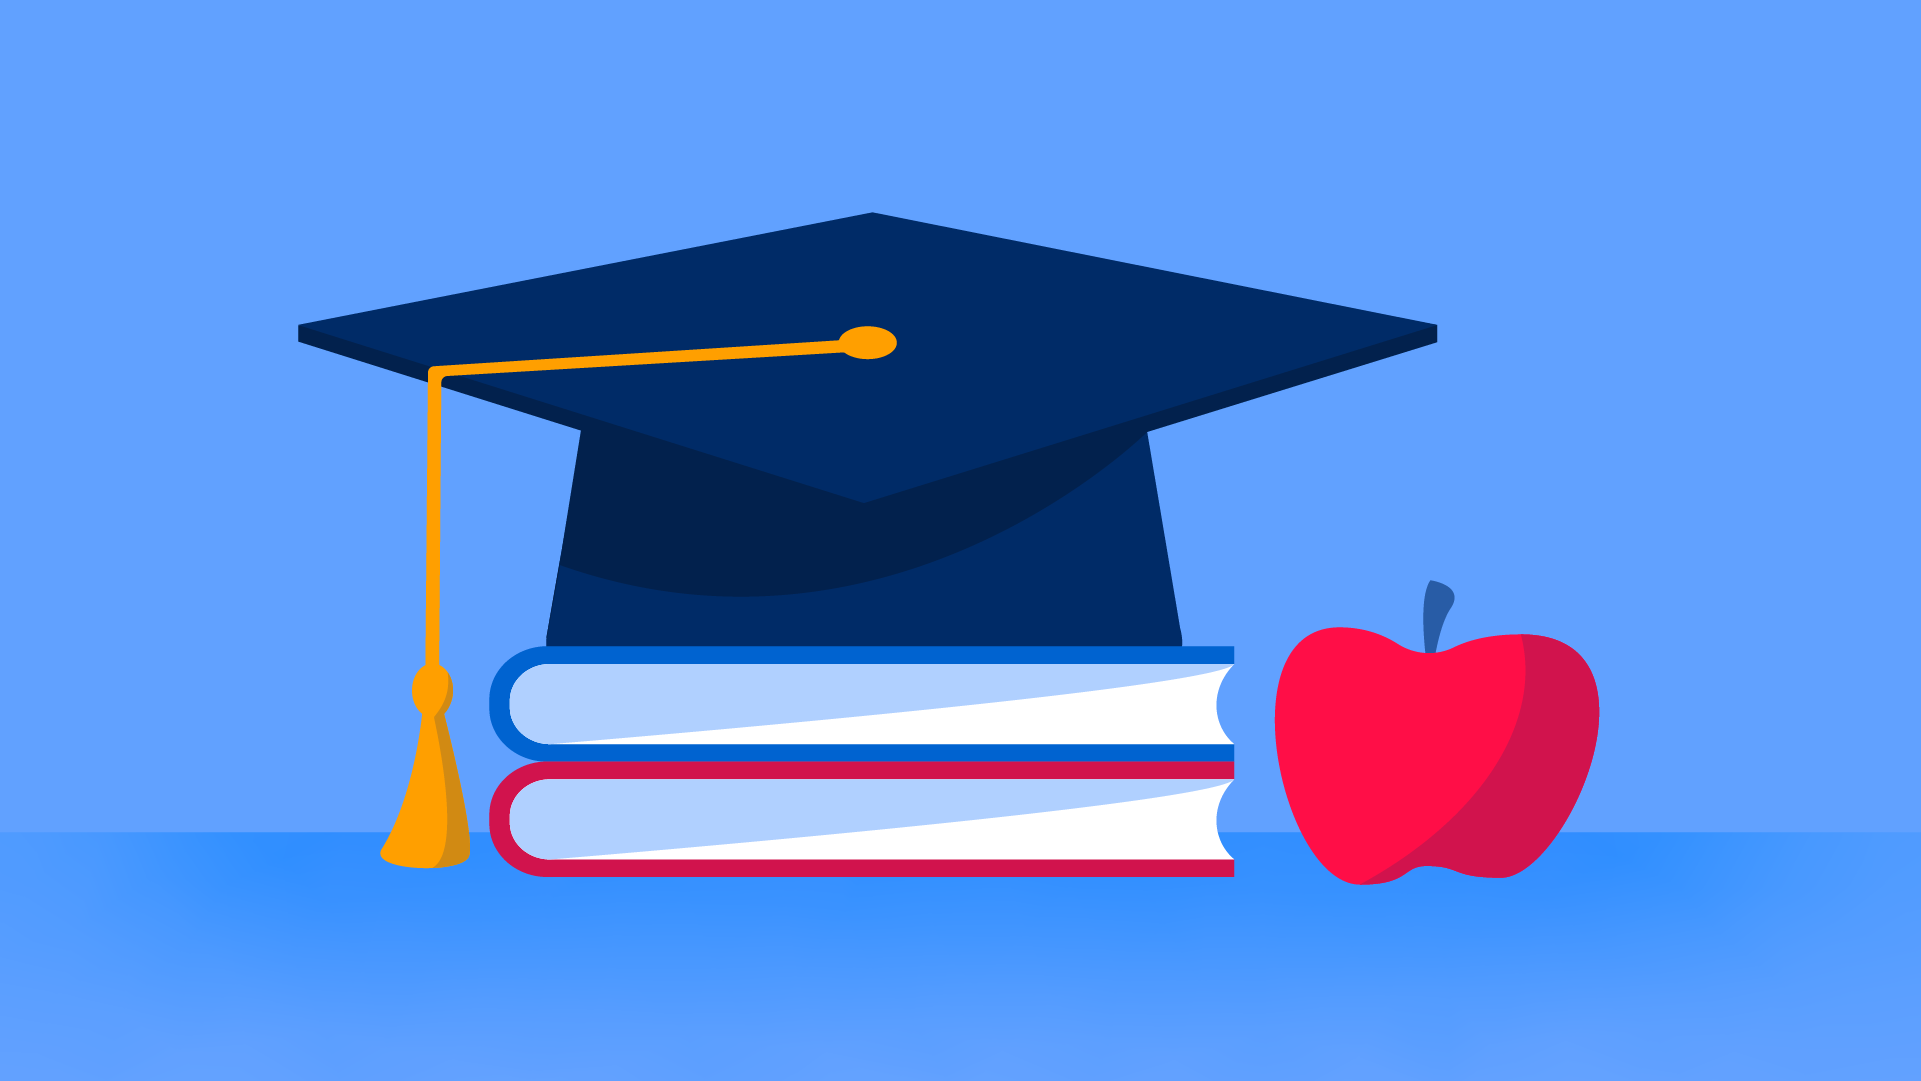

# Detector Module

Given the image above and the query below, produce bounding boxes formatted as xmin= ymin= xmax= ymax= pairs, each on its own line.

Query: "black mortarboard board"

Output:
xmin=300 ymin=213 xmax=1435 ymax=646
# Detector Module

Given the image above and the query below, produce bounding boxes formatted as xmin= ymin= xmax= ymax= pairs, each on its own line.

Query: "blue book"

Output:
xmin=490 ymin=646 xmax=1236 ymax=762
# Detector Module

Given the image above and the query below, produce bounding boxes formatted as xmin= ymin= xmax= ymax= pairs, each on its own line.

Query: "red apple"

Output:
xmin=1274 ymin=583 xmax=1598 ymax=884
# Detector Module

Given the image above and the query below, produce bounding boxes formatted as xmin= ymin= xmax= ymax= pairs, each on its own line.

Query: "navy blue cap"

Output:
xmin=301 ymin=213 xmax=1433 ymax=502
xmin=300 ymin=214 xmax=1435 ymax=647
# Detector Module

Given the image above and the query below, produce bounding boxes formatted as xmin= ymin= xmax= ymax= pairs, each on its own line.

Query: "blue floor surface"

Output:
xmin=2 ymin=833 xmax=1913 ymax=1079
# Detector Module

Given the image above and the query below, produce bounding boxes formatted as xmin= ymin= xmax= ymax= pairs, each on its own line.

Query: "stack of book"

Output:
xmin=486 ymin=646 xmax=1237 ymax=877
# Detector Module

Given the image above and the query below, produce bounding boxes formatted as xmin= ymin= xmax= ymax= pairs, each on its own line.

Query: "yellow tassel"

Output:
xmin=380 ymin=665 xmax=469 ymax=868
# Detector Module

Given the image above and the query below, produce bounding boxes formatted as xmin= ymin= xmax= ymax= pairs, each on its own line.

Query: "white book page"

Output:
xmin=565 ymin=784 xmax=1232 ymax=861
xmin=569 ymin=669 xmax=1231 ymax=745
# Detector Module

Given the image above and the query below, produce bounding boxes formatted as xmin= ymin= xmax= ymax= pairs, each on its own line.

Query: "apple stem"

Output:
xmin=1423 ymin=581 xmax=1455 ymax=653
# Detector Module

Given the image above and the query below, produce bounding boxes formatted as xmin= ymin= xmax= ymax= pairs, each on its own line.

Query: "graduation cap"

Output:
xmin=301 ymin=213 xmax=1434 ymax=866
xmin=302 ymin=213 xmax=1435 ymax=649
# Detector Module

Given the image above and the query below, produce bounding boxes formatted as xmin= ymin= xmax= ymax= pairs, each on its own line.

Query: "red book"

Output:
xmin=491 ymin=760 xmax=1236 ymax=878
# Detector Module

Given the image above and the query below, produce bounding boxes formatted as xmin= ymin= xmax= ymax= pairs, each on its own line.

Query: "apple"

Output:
xmin=1274 ymin=582 xmax=1598 ymax=884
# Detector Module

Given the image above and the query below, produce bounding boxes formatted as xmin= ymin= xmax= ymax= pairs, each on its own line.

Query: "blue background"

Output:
xmin=2 ymin=0 xmax=1913 ymax=835
xmin=6 ymin=6 xmax=1914 ymax=1077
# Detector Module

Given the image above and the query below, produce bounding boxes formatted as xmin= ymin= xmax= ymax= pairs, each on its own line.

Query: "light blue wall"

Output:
xmin=3 ymin=1 xmax=1911 ymax=830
